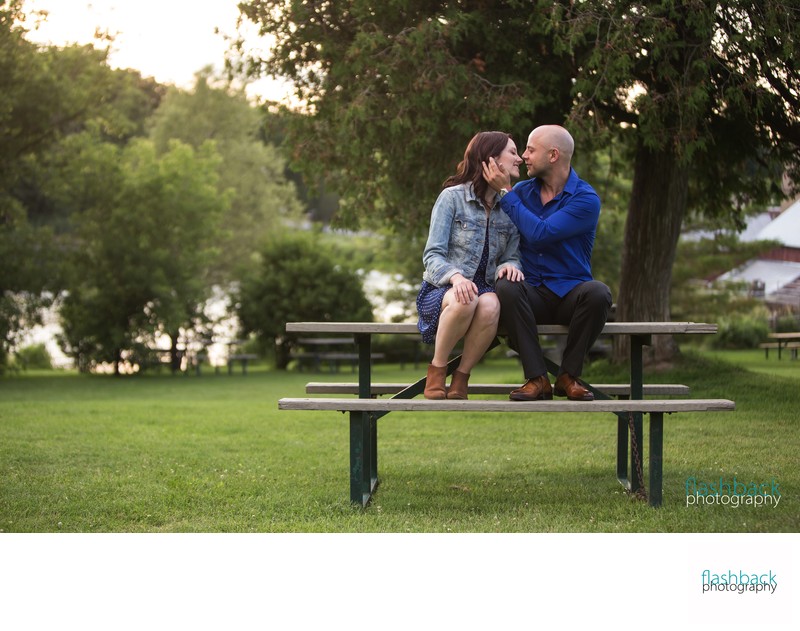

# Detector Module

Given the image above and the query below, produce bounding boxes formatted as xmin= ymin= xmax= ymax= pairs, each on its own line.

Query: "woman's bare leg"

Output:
xmin=431 ymin=289 xmax=479 ymax=366
xmin=457 ymin=293 xmax=500 ymax=374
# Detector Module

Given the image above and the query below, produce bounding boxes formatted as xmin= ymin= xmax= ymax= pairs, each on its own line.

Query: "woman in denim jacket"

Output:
xmin=417 ymin=131 xmax=525 ymax=399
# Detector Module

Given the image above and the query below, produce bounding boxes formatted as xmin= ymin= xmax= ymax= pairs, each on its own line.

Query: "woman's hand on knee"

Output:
xmin=449 ymin=273 xmax=479 ymax=303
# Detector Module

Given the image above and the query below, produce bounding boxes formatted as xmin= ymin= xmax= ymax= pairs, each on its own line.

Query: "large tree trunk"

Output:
xmin=275 ymin=338 xmax=292 ymax=370
xmin=169 ymin=333 xmax=182 ymax=374
xmin=614 ymin=143 xmax=689 ymax=364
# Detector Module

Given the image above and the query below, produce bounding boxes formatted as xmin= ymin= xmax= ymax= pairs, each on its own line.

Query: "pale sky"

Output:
xmin=21 ymin=0 xmax=290 ymax=102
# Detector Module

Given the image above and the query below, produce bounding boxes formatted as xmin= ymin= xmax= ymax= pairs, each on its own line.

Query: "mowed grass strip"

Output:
xmin=0 ymin=350 xmax=797 ymax=532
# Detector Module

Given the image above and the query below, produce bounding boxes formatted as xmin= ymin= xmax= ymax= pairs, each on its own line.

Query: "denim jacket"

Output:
xmin=422 ymin=183 xmax=522 ymax=287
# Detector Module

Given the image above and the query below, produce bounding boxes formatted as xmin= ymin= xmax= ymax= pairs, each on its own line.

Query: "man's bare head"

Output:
xmin=529 ymin=125 xmax=574 ymax=164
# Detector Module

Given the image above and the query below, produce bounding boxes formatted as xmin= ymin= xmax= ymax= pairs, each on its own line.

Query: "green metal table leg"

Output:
xmin=649 ymin=412 xmax=664 ymax=507
xmin=628 ymin=334 xmax=650 ymax=494
xmin=356 ymin=334 xmax=378 ymax=488
xmin=543 ymin=357 xmax=635 ymax=490
xmin=369 ymin=413 xmax=378 ymax=493
xmin=615 ymin=397 xmax=630 ymax=489
xmin=356 ymin=333 xmax=372 ymax=399
xmin=350 ymin=334 xmax=378 ymax=506
xmin=349 ymin=411 xmax=373 ymax=506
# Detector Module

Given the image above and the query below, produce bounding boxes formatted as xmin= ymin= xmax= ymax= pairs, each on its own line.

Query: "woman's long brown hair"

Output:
xmin=442 ymin=131 xmax=512 ymax=203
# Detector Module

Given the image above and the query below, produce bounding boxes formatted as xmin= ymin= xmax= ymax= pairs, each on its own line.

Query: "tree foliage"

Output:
xmin=147 ymin=70 xmax=301 ymax=281
xmin=238 ymin=0 xmax=800 ymax=363
xmin=237 ymin=0 xmax=574 ymax=232
xmin=57 ymin=136 xmax=229 ymax=373
xmin=1 ymin=1 xmax=163 ymax=368
xmin=551 ymin=0 xmax=800 ymax=360
xmin=3 ymin=5 xmax=309 ymax=373
xmin=556 ymin=1 xmax=799 ymax=211
xmin=236 ymin=231 xmax=374 ymax=368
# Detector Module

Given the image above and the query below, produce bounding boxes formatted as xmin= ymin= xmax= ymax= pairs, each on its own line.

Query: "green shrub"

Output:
xmin=236 ymin=230 xmax=374 ymax=369
xmin=774 ymin=313 xmax=800 ymax=333
xmin=711 ymin=315 xmax=769 ymax=349
xmin=14 ymin=343 xmax=53 ymax=370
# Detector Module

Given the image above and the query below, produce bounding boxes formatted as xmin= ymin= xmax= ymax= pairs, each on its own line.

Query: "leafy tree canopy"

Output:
xmin=147 ymin=69 xmax=302 ymax=281
xmin=238 ymin=0 xmax=799 ymax=364
xmin=552 ymin=0 xmax=800 ymax=223
xmin=1 ymin=1 xmax=163 ymax=367
xmin=58 ymin=135 xmax=229 ymax=373
xmin=237 ymin=0 xmax=575 ymax=232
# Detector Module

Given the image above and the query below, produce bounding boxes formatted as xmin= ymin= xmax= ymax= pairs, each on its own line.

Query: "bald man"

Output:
xmin=483 ymin=125 xmax=612 ymax=401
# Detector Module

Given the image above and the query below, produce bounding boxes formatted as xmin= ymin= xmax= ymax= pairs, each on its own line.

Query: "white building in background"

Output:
xmin=716 ymin=197 xmax=800 ymax=310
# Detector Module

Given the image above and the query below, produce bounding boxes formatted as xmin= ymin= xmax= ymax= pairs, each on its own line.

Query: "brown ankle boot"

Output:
xmin=447 ymin=370 xmax=470 ymax=400
xmin=424 ymin=363 xmax=447 ymax=399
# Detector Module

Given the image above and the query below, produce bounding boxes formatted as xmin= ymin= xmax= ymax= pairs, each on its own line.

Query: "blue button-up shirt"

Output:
xmin=499 ymin=168 xmax=600 ymax=297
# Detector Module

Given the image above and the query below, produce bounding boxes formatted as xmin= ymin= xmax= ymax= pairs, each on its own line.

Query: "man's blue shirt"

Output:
xmin=499 ymin=168 xmax=600 ymax=297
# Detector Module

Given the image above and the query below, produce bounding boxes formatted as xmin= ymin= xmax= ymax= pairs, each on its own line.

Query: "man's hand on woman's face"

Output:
xmin=482 ymin=157 xmax=512 ymax=192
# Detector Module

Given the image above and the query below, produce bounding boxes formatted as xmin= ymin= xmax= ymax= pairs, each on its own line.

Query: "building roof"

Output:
xmin=718 ymin=259 xmax=800 ymax=295
xmin=738 ymin=212 xmax=775 ymax=242
xmin=757 ymin=197 xmax=800 ymax=248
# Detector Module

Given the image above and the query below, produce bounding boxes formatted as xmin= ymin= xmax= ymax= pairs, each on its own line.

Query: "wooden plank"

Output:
xmin=278 ymin=397 xmax=735 ymax=413
xmin=291 ymin=352 xmax=384 ymax=359
xmin=296 ymin=337 xmax=355 ymax=345
xmin=288 ymin=322 xmax=418 ymax=334
xmin=768 ymin=332 xmax=800 ymax=340
xmin=304 ymin=382 xmax=691 ymax=396
xmin=296 ymin=352 xmax=384 ymax=360
xmin=286 ymin=321 xmax=718 ymax=335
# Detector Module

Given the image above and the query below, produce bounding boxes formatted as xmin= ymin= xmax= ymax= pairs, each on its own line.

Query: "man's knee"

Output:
xmin=582 ymin=281 xmax=612 ymax=311
xmin=495 ymin=277 xmax=524 ymax=306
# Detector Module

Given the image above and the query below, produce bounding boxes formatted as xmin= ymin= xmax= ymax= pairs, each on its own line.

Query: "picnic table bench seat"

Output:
xmin=758 ymin=341 xmax=800 ymax=360
xmin=304 ymin=382 xmax=691 ymax=397
xmin=280 ymin=397 xmax=734 ymax=414
xmin=281 ymin=321 xmax=735 ymax=508
xmin=279 ymin=396 xmax=734 ymax=508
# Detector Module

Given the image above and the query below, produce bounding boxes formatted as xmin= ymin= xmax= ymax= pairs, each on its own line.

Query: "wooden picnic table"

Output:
xmin=292 ymin=336 xmax=384 ymax=372
xmin=281 ymin=321 xmax=733 ymax=507
xmin=764 ymin=332 xmax=800 ymax=360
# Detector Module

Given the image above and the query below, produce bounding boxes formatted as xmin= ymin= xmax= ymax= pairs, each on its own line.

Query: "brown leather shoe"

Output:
xmin=509 ymin=375 xmax=552 ymax=401
xmin=447 ymin=370 xmax=470 ymax=400
xmin=424 ymin=363 xmax=447 ymax=399
xmin=554 ymin=373 xmax=594 ymax=401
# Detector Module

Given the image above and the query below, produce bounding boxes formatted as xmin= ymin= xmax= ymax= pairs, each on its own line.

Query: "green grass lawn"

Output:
xmin=1 ymin=348 xmax=797 ymax=533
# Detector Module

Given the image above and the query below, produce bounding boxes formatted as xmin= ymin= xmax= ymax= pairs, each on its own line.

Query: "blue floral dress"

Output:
xmin=417 ymin=223 xmax=493 ymax=344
